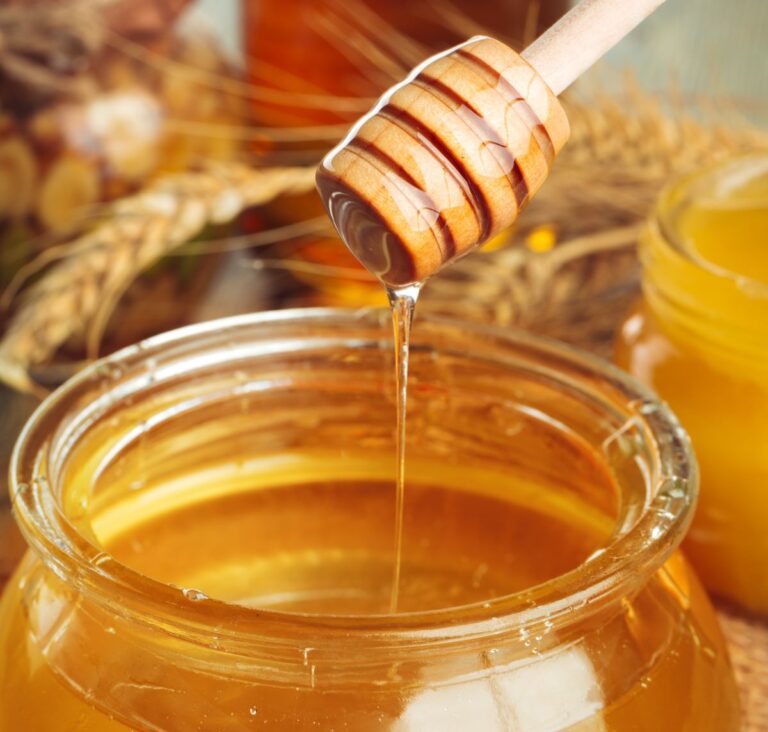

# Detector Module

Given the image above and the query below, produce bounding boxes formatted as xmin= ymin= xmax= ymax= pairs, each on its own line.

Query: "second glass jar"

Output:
xmin=617 ymin=155 xmax=768 ymax=615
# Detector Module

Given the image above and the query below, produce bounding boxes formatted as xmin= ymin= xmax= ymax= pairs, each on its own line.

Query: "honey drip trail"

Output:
xmin=387 ymin=284 xmax=420 ymax=614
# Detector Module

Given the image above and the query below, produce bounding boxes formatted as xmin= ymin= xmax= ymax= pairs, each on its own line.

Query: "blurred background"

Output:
xmin=0 ymin=0 xmax=766 ymax=700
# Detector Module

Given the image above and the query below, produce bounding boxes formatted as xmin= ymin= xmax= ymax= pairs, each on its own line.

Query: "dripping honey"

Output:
xmin=387 ymin=285 xmax=419 ymax=612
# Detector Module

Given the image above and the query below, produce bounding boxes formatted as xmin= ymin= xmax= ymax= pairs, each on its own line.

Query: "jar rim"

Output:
xmin=653 ymin=153 xmax=768 ymax=296
xmin=10 ymin=308 xmax=697 ymax=651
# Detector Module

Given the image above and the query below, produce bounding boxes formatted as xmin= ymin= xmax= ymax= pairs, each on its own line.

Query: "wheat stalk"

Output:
xmin=0 ymin=163 xmax=315 ymax=394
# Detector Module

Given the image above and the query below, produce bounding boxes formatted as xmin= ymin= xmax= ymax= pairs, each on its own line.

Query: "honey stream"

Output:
xmin=387 ymin=284 xmax=420 ymax=613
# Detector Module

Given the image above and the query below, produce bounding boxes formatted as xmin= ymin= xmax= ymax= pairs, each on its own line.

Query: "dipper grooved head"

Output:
xmin=316 ymin=36 xmax=569 ymax=287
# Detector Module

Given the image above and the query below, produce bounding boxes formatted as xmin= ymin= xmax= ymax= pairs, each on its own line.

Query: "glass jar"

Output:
xmin=616 ymin=155 xmax=768 ymax=614
xmin=0 ymin=309 xmax=739 ymax=730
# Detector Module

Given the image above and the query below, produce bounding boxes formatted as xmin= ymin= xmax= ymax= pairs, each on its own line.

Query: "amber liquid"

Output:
xmin=387 ymin=285 xmax=420 ymax=612
xmin=88 ymin=458 xmax=611 ymax=612
xmin=0 ymin=451 xmax=740 ymax=729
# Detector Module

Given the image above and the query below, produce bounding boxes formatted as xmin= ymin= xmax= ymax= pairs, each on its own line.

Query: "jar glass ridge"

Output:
xmin=1 ymin=309 xmax=739 ymax=730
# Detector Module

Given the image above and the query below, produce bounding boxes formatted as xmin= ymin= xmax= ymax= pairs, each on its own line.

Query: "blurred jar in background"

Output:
xmin=616 ymin=155 xmax=768 ymax=615
xmin=245 ymin=0 xmax=568 ymax=129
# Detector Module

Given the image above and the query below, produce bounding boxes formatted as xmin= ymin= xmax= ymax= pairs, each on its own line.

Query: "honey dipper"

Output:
xmin=316 ymin=0 xmax=667 ymax=287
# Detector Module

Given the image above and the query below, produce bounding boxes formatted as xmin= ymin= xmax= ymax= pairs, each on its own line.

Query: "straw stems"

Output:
xmin=0 ymin=163 xmax=315 ymax=394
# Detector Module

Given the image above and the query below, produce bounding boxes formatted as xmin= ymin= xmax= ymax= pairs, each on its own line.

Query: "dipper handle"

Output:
xmin=523 ymin=0 xmax=668 ymax=95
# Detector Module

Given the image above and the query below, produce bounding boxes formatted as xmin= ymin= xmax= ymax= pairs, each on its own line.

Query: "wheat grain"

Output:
xmin=0 ymin=163 xmax=315 ymax=393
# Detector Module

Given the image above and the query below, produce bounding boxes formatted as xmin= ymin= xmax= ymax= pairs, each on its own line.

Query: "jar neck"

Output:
xmin=641 ymin=164 xmax=768 ymax=368
xmin=13 ymin=547 xmax=666 ymax=730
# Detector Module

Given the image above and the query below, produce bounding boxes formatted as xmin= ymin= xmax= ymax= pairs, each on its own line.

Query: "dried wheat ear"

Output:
xmin=0 ymin=164 xmax=316 ymax=395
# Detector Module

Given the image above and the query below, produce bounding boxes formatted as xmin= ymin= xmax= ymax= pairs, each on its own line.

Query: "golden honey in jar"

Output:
xmin=616 ymin=155 xmax=768 ymax=614
xmin=0 ymin=311 xmax=739 ymax=729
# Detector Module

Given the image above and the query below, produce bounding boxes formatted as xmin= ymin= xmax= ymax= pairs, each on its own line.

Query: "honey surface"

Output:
xmin=76 ymin=453 xmax=615 ymax=614
xmin=0 ymin=454 xmax=738 ymax=730
xmin=680 ymin=172 xmax=768 ymax=284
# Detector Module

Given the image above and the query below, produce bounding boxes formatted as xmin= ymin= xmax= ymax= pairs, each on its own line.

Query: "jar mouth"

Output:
xmin=642 ymin=154 xmax=768 ymax=362
xmin=654 ymin=153 xmax=768 ymax=296
xmin=10 ymin=308 xmax=696 ymax=649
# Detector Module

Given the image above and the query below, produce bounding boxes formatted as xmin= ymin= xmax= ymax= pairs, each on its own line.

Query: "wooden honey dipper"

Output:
xmin=316 ymin=0 xmax=667 ymax=287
